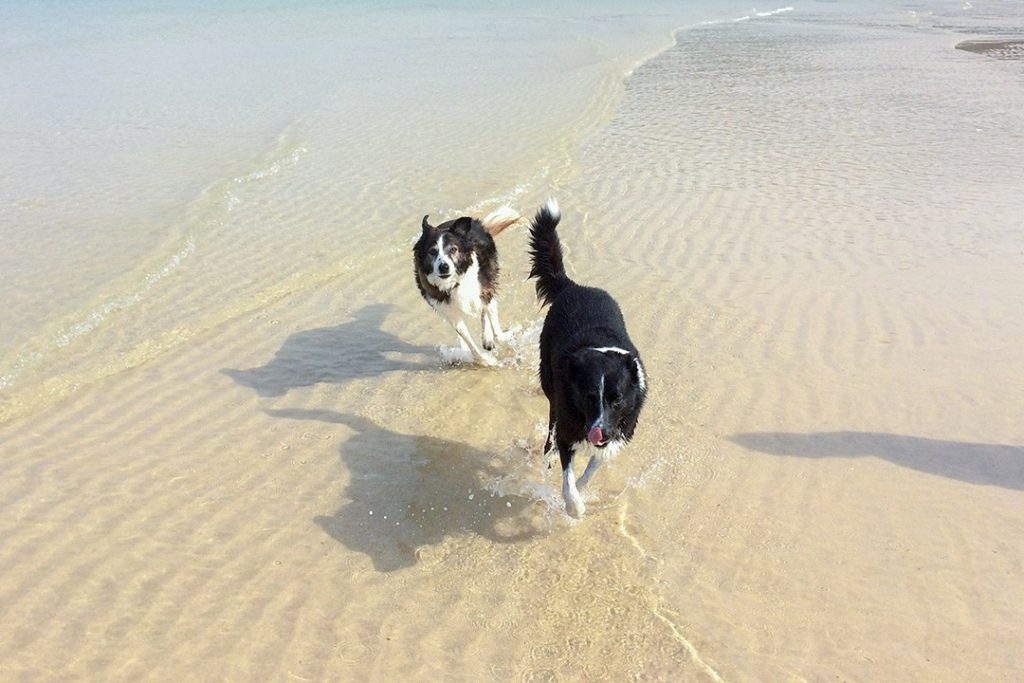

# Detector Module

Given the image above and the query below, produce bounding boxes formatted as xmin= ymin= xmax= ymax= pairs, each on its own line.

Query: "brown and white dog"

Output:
xmin=413 ymin=207 xmax=519 ymax=366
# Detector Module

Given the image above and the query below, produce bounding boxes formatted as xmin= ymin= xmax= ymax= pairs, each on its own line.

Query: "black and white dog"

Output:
xmin=528 ymin=199 xmax=647 ymax=517
xmin=414 ymin=207 xmax=519 ymax=366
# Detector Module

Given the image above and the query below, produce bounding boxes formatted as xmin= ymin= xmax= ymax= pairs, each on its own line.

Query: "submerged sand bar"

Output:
xmin=956 ymin=38 xmax=1024 ymax=59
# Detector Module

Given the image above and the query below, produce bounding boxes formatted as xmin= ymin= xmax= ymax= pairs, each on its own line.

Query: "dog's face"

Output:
xmin=414 ymin=216 xmax=475 ymax=292
xmin=566 ymin=348 xmax=647 ymax=447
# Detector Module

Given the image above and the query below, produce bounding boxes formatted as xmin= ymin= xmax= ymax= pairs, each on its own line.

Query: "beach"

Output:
xmin=2 ymin=1 xmax=1023 ymax=680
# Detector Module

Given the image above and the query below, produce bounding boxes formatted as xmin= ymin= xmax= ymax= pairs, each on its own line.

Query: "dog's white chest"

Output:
xmin=427 ymin=255 xmax=484 ymax=324
xmin=449 ymin=257 xmax=483 ymax=316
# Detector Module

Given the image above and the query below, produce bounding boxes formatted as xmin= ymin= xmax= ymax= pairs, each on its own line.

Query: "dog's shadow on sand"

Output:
xmin=222 ymin=303 xmax=438 ymax=397
xmin=730 ymin=431 xmax=1024 ymax=491
xmin=268 ymin=408 xmax=545 ymax=572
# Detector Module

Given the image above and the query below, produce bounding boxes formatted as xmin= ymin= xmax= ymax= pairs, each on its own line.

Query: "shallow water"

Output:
xmin=2 ymin=0 xmax=1024 ymax=680
xmin=1 ymin=0 xmax=770 ymax=418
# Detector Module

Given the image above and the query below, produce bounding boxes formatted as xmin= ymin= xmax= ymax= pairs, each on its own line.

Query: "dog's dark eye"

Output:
xmin=448 ymin=246 xmax=459 ymax=256
xmin=428 ymin=247 xmax=438 ymax=256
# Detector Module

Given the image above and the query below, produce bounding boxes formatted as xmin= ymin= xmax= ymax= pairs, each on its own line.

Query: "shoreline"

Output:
xmin=0 ymin=4 xmax=772 ymax=428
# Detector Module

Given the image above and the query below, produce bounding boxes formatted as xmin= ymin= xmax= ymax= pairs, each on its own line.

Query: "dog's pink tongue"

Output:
xmin=587 ymin=426 xmax=604 ymax=445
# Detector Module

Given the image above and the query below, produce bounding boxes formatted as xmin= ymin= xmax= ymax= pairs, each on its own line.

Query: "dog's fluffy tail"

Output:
xmin=528 ymin=198 xmax=571 ymax=306
xmin=480 ymin=206 xmax=520 ymax=237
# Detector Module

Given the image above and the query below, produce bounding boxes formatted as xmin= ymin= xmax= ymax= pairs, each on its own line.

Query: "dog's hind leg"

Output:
xmin=559 ymin=442 xmax=585 ymax=518
xmin=544 ymin=405 xmax=556 ymax=464
xmin=483 ymin=299 xmax=507 ymax=347
xmin=576 ymin=455 xmax=602 ymax=491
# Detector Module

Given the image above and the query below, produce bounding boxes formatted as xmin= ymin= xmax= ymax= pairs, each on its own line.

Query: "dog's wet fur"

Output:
xmin=528 ymin=198 xmax=647 ymax=517
xmin=413 ymin=207 xmax=518 ymax=365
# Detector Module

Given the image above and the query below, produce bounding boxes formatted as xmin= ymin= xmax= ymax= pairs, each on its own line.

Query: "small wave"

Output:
xmin=465 ymin=172 xmax=543 ymax=214
xmin=0 ymin=238 xmax=196 ymax=391
xmin=697 ymin=6 xmax=794 ymax=27
xmin=233 ymin=145 xmax=307 ymax=184
xmin=434 ymin=165 xmax=552 ymax=220
xmin=1 ymin=124 xmax=310 ymax=400
xmin=0 ymin=353 xmax=39 ymax=391
xmin=57 ymin=239 xmax=195 ymax=348
xmin=0 ymin=122 xmax=316 ymax=423
xmin=756 ymin=7 xmax=794 ymax=18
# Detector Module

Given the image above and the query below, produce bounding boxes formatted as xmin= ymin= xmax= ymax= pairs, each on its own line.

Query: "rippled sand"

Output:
xmin=2 ymin=3 xmax=1024 ymax=681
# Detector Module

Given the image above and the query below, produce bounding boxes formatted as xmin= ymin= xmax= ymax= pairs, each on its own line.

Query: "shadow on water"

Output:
xmin=268 ymin=408 xmax=545 ymax=572
xmin=730 ymin=431 xmax=1024 ymax=491
xmin=222 ymin=303 xmax=438 ymax=396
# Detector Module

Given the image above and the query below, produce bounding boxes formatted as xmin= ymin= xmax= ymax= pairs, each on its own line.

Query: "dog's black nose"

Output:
xmin=438 ymin=262 xmax=450 ymax=275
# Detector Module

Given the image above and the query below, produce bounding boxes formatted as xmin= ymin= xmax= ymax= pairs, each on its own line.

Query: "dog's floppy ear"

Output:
xmin=421 ymin=215 xmax=433 ymax=235
xmin=451 ymin=217 xmax=474 ymax=235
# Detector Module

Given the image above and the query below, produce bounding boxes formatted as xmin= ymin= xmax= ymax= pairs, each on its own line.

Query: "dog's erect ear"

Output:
xmin=421 ymin=215 xmax=433 ymax=235
xmin=451 ymin=217 xmax=474 ymax=235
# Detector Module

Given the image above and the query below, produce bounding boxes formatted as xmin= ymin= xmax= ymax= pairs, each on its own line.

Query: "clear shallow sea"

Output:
xmin=1 ymin=0 xmax=769 ymax=413
xmin=2 ymin=1 xmax=1020 ymax=414
xmin=2 ymin=1 xmax=1024 ymax=680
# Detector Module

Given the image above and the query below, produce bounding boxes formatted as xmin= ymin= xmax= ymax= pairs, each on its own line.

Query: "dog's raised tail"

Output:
xmin=480 ymin=206 xmax=520 ymax=237
xmin=528 ymin=198 xmax=571 ymax=306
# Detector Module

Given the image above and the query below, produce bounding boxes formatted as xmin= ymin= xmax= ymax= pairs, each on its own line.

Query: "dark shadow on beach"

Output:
xmin=730 ymin=431 xmax=1024 ymax=491
xmin=267 ymin=408 xmax=545 ymax=572
xmin=222 ymin=303 xmax=438 ymax=397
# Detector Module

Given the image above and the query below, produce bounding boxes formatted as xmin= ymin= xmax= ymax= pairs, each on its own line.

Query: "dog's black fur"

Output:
xmin=528 ymin=199 xmax=647 ymax=517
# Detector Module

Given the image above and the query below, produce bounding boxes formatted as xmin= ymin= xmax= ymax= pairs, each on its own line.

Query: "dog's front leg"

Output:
xmin=559 ymin=442 xmax=585 ymax=518
xmin=453 ymin=319 xmax=497 ymax=366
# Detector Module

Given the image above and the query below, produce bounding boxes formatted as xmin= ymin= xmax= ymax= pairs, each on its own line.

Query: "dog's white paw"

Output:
xmin=562 ymin=484 xmax=586 ymax=518
xmin=497 ymin=324 xmax=521 ymax=344
xmin=476 ymin=352 xmax=499 ymax=367
xmin=564 ymin=495 xmax=585 ymax=519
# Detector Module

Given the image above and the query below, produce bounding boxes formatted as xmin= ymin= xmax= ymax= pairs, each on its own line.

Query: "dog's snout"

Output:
xmin=438 ymin=262 xmax=450 ymax=275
